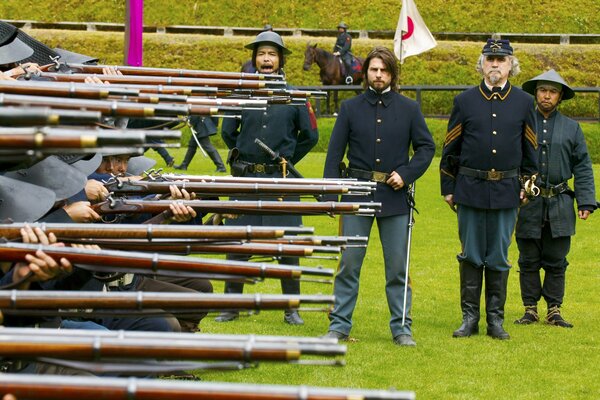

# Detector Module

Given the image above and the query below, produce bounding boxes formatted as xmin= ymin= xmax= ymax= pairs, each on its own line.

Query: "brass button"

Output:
xmin=492 ymin=149 xmax=497 ymax=154
xmin=492 ymin=131 xmax=497 ymax=135
xmin=543 ymin=129 xmax=547 ymax=133
xmin=377 ymin=119 xmax=382 ymax=123
xmin=378 ymin=101 xmax=382 ymax=104
xmin=491 ymin=168 xmax=496 ymax=172
xmin=543 ymin=140 xmax=547 ymax=144
xmin=492 ymin=113 xmax=497 ymax=117
xmin=376 ymin=138 xmax=381 ymax=143
xmin=262 ymin=125 xmax=267 ymax=128
xmin=542 ymin=151 xmax=546 ymax=155
xmin=376 ymin=158 xmax=381 ymax=163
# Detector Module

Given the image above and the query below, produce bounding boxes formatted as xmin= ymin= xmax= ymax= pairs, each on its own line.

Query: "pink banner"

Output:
xmin=124 ymin=0 xmax=143 ymax=66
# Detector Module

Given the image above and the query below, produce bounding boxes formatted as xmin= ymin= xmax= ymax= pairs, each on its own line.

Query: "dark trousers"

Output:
xmin=183 ymin=135 xmax=225 ymax=170
xmin=516 ymin=223 xmax=571 ymax=307
xmin=223 ymin=253 xmax=300 ymax=296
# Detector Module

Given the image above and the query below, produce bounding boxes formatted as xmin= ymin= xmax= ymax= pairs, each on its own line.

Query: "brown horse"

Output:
xmin=303 ymin=43 xmax=363 ymax=114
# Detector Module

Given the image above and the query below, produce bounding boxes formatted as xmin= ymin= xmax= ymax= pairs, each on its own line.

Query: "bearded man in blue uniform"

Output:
xmin=323 ymin=46 xmax=435 ymax=346
xmin=217 ymin=31 xmax=319 ymax=325
xmin=514 ymin=69 xmax=596 ymax=328
xmin=440 ymin=39 xmax=538 ymax=340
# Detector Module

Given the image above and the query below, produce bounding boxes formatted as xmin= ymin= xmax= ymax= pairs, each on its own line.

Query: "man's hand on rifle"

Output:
xmin=63 ymin=201 xmax=102 ymax=223
xmin=85 ymin=179 xmax=110 ymax=202
xmin=84 ymin=66 xmax=123 ymax=85
xmin=386 ymin=171 xmax=405 ymax=191
xmin=12 ymin=224 xmax=72 ymax=289
xmin=168 ymin=184 xmax=197 ymax=201
xmin=168 ymin=201 xmax=197 ymax=223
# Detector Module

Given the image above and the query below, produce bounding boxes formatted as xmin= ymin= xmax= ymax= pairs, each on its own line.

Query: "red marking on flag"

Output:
xmin=402 ymin=17 xmax=414 ymax=40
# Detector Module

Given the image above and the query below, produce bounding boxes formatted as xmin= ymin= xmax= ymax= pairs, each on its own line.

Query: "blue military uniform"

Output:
xmin=175 ymin=116 xmax=226 ymax=172
xmin=324 ymin=87 xmax=435 ymax=340
xmin=514 ymin=69 xmax=597 ymax=327
xmin=333 ymin=22 xmax=353 ymax=83
xmin=219 ymin=86 xmax=318 ymax=318
xmin=440 ymin=38 xmax=538 ymax=340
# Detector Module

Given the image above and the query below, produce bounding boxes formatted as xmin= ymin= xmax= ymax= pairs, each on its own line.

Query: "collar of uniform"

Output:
xmin=365 ymin=87 xmax=393 ymax=106
xmin=535 ymin=107 xmax=558 ymax=121
xmin=479 ymin=80 xmax=512 ymax=101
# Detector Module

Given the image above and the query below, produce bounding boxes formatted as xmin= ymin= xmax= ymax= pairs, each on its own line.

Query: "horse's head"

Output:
xmin=303 ymin=43 xmax=318 ymax=71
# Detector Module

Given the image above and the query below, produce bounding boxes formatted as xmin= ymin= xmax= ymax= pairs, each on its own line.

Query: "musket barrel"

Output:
xmin=0 ymin=374 xmax=416 ymax=400
xmin=0 ymin=107 xmax=102 ymax=126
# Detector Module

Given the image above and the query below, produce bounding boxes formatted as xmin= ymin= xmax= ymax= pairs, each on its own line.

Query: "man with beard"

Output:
xmin=514 ymin=69 xmax=596 ymax=328
xmin=217 ymin=31 xmax=319 ymax=326
xmin=440 ymin=39 xmax=538 ymax=340
xmin=322 ymin=46 xmax=435 ymax=346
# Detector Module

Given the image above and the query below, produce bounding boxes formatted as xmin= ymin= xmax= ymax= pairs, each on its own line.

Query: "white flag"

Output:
xmin=393 ymin=0 xmax=437 ymax=63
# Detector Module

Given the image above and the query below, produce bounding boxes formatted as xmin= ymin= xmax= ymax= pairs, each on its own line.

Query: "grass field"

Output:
xmin=146 ymin=147 xmax=600 ymax=400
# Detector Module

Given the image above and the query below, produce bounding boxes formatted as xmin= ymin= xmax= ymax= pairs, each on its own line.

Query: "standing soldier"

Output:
xmin=174 ymin=116 xmax=227 ymax=172
xmin=217 ymin=31 xmax=319 ymax=325
xmin=440 ymin=39 xmax=538 ymax=340
xmin=333 ymin=22 xmax=353 ymax=84
xmin=514 ymin=70 xmax=596 ymax=328
xmin=323 ymin=46 xmax=435 ymax=346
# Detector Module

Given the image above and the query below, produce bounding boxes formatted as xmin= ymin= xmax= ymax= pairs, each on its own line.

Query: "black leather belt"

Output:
xmin=539 ymin=182 xmax=570 ymax=198
xmin=346 ymin=168 xmax=390 ymax=183
xmin=238 ymin=161 xmax=282 ymax=174
xmin=458 ymin=166 xmax=518 ymax=181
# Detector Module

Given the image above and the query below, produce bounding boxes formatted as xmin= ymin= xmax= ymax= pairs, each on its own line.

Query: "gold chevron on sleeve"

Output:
xmin=444 ymin=123 xmax=462 ymax=146
xmin=524 ymin=125 xmax=537 ymax=149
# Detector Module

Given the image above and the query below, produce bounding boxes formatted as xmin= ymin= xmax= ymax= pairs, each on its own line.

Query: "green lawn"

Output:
xmin=147 ymin=148 xmax=600 ymax=400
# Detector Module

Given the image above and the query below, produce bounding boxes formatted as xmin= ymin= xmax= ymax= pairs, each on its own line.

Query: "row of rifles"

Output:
xmin=0 ymin=59 xmax=414 ymax=399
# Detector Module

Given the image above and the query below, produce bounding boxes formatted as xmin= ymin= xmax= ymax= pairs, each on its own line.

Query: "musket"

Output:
xmin=0 ymin=107 xmax=102 ymax=126
xmin=103 ymin=178 xmax=358 ymax=197
xmin=252 ymin=235 xmax=369 ymax=247
xmin=0 ymin=147 xmax=144 ymax=162
xmin=36 ymin=71 xmax=287 ymax=89
xmin=0 ymin=93 xmax=248 ymax=118
xmin=92 ymin=198 xmax=381 ymax=217
xmin=0 ymin=242 xmax=334 ymax=281
xmin=71 ymin=239 xmax=340 ymax=258
xmin=0 ymin=291 xmax=335 ymax=317
xmin=0 ymin=333 xmax=345 ymax=363
xmin=0 ymin=80 xmax=139 ymax=99
xmin=0 ymin=374 xmax=416 ymax=400
xmin=136 ymin=93 xmax=272 ymax=107
xmin=0 ymin=129 xmax=147 ymax=149
xmin=60 ymin=62 xmax=285 ymax=81
xmin=158 ymin=173 xmax=377 ymax=192
xmin=233 ymin=87 xmax=328 ymax=99
xmin=0 ymin=222 xmax=305 ymax=241
xmin=0 ymin=127 xmax=181 ymax=144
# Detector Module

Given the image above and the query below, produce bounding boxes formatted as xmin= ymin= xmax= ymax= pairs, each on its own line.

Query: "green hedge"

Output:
xmin=2 ymin=0 xmax=599 ymax=34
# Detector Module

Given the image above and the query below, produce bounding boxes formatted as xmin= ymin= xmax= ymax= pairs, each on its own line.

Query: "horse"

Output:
xmin=302 ymin=43 xmax=363 ymax=114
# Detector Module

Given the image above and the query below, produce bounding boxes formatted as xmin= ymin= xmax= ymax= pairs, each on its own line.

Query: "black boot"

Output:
xmin=453 ymin=261 xmax=483 ymax=337
xmin=546 ymin=305 xmax=573 ymax=328
xmin=514 ymin=305 xmax=539 ymax=324
xmin=485 ymin=269 xmax=510 ymax=340
xmin=174 ymin=146 xmax=197 ymax=170
xmin=205 ymin=146 xmax=226 ymax=172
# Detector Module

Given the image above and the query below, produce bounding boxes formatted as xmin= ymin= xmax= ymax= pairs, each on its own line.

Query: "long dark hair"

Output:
xmin=361 ymin=46 xmax=399 ymax=92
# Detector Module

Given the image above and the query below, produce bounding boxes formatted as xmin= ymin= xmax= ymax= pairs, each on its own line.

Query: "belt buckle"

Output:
xmin=254 ymin=164 xmax=265 ymax=173
xmin=487 ymin=170 xmax=502 ymax=181
xmin=372 ymin=171 xmax=388 ymax=183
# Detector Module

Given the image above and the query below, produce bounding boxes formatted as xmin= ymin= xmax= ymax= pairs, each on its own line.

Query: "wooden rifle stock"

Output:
xmin=0 ymin=374 xmax=416 ymax=400
xmin=38 ymin=72 xmax=285 ymax=89
xmin=0 ymin=107 xmax=102 ymax=126
xmin=0 ymin=242 xmax=333 ymax=279
xmin=64 ymin=62 xmax=285 ymax=81
xmin=0 ymin=291 xmax=335 ymax=316
xmin=0 ymin=222 xmax=289 ymax=241
xmin=0 ymin=80 xmax=138 ymax=99
xmin=92 ymin=198 xmax=380 ymax=216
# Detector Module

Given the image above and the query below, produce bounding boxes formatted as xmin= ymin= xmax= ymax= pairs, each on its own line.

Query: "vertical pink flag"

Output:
xmin=124 ymin=0 xmax=143 ymax=66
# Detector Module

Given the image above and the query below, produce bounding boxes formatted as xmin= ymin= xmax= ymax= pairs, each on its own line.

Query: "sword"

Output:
xmin=401 ymin=182 xmax=416 ymax=327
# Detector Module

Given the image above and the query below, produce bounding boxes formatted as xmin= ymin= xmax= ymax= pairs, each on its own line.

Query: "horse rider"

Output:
xmin=333 ymin=22 xmax=353 ymax=84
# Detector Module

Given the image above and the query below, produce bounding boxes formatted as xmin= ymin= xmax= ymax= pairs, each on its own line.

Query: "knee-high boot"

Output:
xmin=174 ymin=146 xmax=197 ymax=170
xmin=453 ymin=261 xmax=483 ymax=337
xmin=485 ymin=269 xmax=510 ymax=339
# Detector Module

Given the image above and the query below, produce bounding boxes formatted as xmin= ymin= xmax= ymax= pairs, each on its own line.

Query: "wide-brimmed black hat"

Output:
xmin=0 ymin=21 xmax=34 ymax=65
xmin=127 ymin=156 xmax=156 ymax=175
xmin=4 ymin=156 xmax=87 ymax=201
xmin=0 ymin=175 xmax=56 ymax=222
xmin=53 ymin=47 xmax=99 ymax=64
xmin=14 ymin=27 xmax=60 ymax=66
xmin=482 ymin=39 xmax=513 ymax=56
xmin=522 ymin=69 xmax=575 ymax=101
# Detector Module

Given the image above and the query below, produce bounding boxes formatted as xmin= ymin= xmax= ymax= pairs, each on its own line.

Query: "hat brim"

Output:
xmin=0 ymin=36 xmax=34 ymax=65
xmin=0 ymin=175 xmax=56 ymax=222
xmin=244 ymin=41 xmax=292 ymax=55
xmin=482 ymin=50 xmax=512 ymax=57
xmin=522 ymin=80 xmax=575 ymax=100
xmin=127 ymin=156 xmax=157 ymax=175
xmin=53 ymin=47 xmax=99 ymax=64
